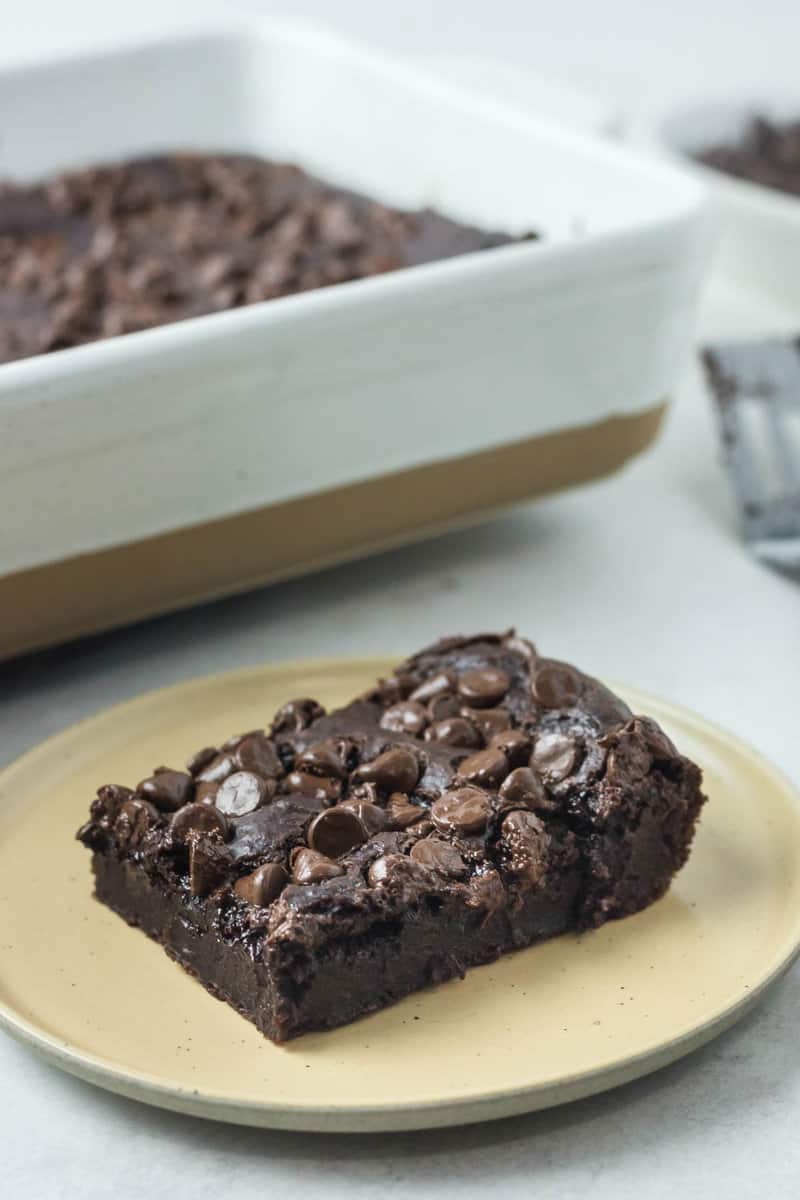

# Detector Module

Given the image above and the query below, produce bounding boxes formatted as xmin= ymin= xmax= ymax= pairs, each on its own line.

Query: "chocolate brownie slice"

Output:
xmin=77 ymin=632 xmax=705 ymax=1041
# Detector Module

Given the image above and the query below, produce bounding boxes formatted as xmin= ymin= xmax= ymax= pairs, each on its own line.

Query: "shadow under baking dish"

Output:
xmin=1 ymin=657 xmax=799 ymax=1132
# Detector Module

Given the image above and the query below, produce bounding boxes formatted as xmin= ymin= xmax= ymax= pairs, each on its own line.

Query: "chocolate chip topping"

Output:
xmin=530 ymin=732 xmax=578 ymax=782
xmin=385 ymin=793 xmax=427 ymax=829
xmin=500 ymin=810 xmax=550 ymax=886
xmin=234 ymin=862 xmax=288 ymax=907
xmin=352 ymin=747 xmax=420 ymax=794
xmin=0 ymin=153 xmax=521 ymax=367
xmin=431 ymin=787 xmax=491 ymax=837
xmin=455 ymin=748 xmax=510 ymax=788
xmin=297 ymin=738 xmax=351 ymax=781
xmin=408 ymin=670 xmax=457 ymax=703
xmin=464 ymin=707 xmax=511 ymax=741
xmin=271 ymin=697 xmax=325 ymax=735
xmin=379 ymin=701 xmax=428 ymax=736
xmin=195 ymin=753 xmax=236 ymax=785
xmin=427 ymin=694 xmax=462 ymax=721
xmin=489 ymin=727 xmax=531 ymax=767
xmin=531 ymin=663 xmax=582 ymax=709
xmin=498 ymin=767 xmax=548 ymax=810
xmin=284 ymin=771 xmax=342 ymax=803
xmin=367 ymin=853 xmax=425 ymax=888
xmin=409 ymin=837 xmax=467 ymax=878
xmin=189 ymin=837 xmax=232 ymax=897
xmin=170 ymin=802 xmax=231 ymax=844
xmin=234 ymin=733 xmax=281 ymax=778
xmin=222 ymin=730 xmax=261 ymax=752
xmin=337 ymin=800 xmax=387 ymax=836
xmin=186 ymin=746 xmax=219 ymax=777
xmin=457 ymin=666 xmax=511 ymax=708
xmin=307 ymin=807 xmax=369 ymax=858
xmin=291 ymin=847 xmax=345 ymax=884
xmin=425 ymin=717 xmax=482 ymax=748
xmin=367 ymin=854 xmax=404 ymax=887
xmin=215 ymin=771 xmax=272 ymax=817
xmin=137 ymin=769 xmax=194 ymax=812
xmin=195 ymin=781 xmax=221 ymax=806
xmin=114 ymin=797 xmax=160 ymax=849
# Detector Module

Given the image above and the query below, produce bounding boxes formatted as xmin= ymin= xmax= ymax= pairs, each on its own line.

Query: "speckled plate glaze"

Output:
xmin=1 ymin=658 xmax=799 ymax=1132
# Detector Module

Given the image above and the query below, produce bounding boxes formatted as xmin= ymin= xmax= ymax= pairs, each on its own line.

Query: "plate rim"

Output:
xmin=2 ymin=656 xmax=799 ymax=1132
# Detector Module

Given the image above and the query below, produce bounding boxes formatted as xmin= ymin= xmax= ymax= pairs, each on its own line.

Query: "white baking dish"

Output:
xmin=0 ymin=17 xmax=709 ymax=654
xmin=648 ymin=96 xmax=800 ymax=311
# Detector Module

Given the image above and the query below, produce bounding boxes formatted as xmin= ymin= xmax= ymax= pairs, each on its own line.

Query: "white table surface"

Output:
xmin=2 ymin=2 xmax=800 ymax=1196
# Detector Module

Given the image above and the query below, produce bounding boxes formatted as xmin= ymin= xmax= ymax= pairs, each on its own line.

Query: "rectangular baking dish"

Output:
xmin=0 ymin=17 xmax=709 ymax=659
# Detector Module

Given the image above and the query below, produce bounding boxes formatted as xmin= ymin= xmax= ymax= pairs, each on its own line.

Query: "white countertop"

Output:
xmin=2 ymin=2 xmax=800 ymax=1196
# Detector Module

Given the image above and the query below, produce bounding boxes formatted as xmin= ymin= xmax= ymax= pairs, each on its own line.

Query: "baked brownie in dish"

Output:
xmin=0 ymin=152 xmax=522 ymax=365
xmin=695 ymin=115 xmax=800 ymax=196
xmin=77 ymin=632 xmax=705 ymax=1042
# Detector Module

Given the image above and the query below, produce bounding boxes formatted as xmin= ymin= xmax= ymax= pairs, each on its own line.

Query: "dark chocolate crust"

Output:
xmin=0 ymin=153 xmax=520 ymax=365
xmin=77 ymin=632 xmax=705 ymax=1042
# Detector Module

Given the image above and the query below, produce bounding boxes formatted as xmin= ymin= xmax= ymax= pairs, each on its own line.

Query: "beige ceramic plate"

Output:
xmin=1 ymin=658 xmax=799 ymax=1132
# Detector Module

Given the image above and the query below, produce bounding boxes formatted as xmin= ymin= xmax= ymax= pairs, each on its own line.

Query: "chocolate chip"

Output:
xmin=427 ymin=693 xmax=462 ymax=721
xmin=215 ymin=771 xmax=271 ymax=817
xmin=297 ymin=738 xmax=351 ymax=780
xmin=352 ymin=746 xmax=420 ymax=794
xmin=234 ymin=862 xmax=288 ymax=906
xmin=385 ymin=793 xmax=427 ymax=829
xmin=137 ymin=769 xmax=194 ymax=812
xmin=408 ymin=670 xmax=457 ymax=703
xmin=367 ymin=853 xmax=423 ymax=887
xmin=465 ymin=868 xmax=506 ymax=924
xmin=195 ymin=781 xmax=220 ymax=806
xmin=221 ymin=729 xmax=261 ymax=752
xmin=186 ymin=746 xmax=219 ymax=776
xmin=379 ymin=701 xmax=428 ymax=736
xmin=195 ymin=753 xmax=236 ymax=784
xmin=504 ymin=634 xmax=537 ymax=663
xmin=338 ymin=800 xmax=387 ymax=835
xmin=500 ymin=810 xmax=549 ymax=885
xmin=307 ymin=807 xmax=368 ymax=858
xmin=114 ymin=797 xmax=160 ymax=849
xmin=410 ymin=837 xmax=467 ymax=878
xmin=457 ymin=666 xmax=511 ymax=708
xmin=463 ymin=707 xmax=511 ymax=741
xmin=291 ymin=847 xmax=345 ymax=884
xmin=234 ymin=732 xmax=281 ymax=778
xmin=531 ymin=663 xmax=582 ymax=708
xmin=431 ymin=787 xmax=490 ymax=837
xmin=284 ymin=771 xmax=342 ymax=803
xmin=530 ymin=732 xmax=577 ymax=782
xmin=189 ymin=836 xmax=232 ymax=897
xmin=271 ymin=697 xmax=325 ymax=735
xmin=455 ymin=748 xmax=509 ymax=787
xmin=170 ymin=802 xmax=231 ymax=843
xmin=489 ymin=728 xmax=531 ymax=767
xmin=499 ymin=767 xmax=548 ymax=810
xmin=362 ymin=672 xmax=417 ymax=705
xmin=91 ymin=783 xmax=134 ymax=827
xmin=424 ymin=717 xmax=482 ymax=748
